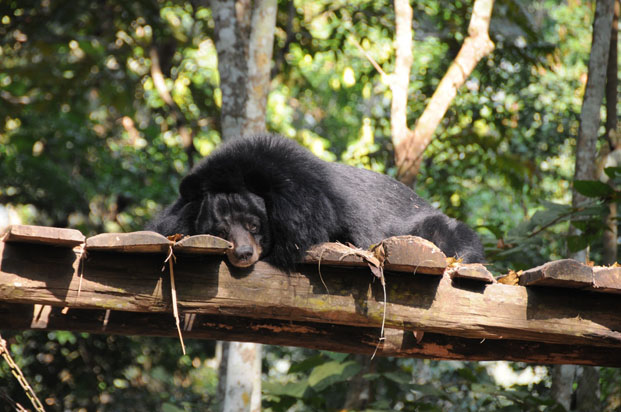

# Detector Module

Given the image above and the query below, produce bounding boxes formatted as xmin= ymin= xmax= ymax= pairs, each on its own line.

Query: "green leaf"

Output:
xmin=604 ymin=167 xmax=621 ymax=179
xmin=162 ymin=403 xmax=185 ymax=412
xmin=383 ymin=371 xmax=413 ymax=385
xmin=574 ymin=180 xmax=613 ymax=198
xmin=308 ymin=360 xmax=362 ymax=391
xmin=288 ymin=355 xmax=324 ymax=373
xmin=410 ymin=383 xmax=451 ymax=400
xmin=567 ymin=235 xmax=589 ymax=253
xmin=324 ymin=351 xmax=349 ymax=362
xmin=263 ymin=380 xmax=311 ymax=399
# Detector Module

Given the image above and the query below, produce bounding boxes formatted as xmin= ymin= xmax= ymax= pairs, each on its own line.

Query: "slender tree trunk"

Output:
xmin=209 ymin=1 xmax=276 ymax=410
xmin=210 ymin=0 xmax=249 ymax=141
xmin=391 ymin=0 xmax=414 ymax=172
xmin=392 ymin=0 xmax=495 ymax=185
xmin=551 ymin=365 xmax=576 ymax=411
xmin=602 ymin=0 xmax=619 ymax=265
xmin=576 ymin=366 xmax=601 ymax=412
xmin=556 ymin=0 xmax=615 ymax=409
xmin=245 ymin=0 xmax=277 ymax=134
xmin=223 ymin=342 xmax=262 ymax=412
xmin=571 ymin=0 xmax=615 ymax=213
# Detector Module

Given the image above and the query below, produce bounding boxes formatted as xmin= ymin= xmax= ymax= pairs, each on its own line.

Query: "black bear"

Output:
xmin=147 ymin=134 xmax=484 ymax=271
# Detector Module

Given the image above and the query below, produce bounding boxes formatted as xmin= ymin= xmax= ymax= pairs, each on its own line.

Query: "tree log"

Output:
xmin=0 ymin=241 xmax=619 ymax=353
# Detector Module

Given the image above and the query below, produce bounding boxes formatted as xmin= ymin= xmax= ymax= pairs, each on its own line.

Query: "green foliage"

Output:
xmin=574 ymin=180 xmax=614 ymax=198
xmin=0 ymin=0 xmax=219 ymax=234
xmin=0 ymin=331 xmax=218 ymax=410
xmin=263 ymin=353 xmax=566 ymax=411
xmin=1 ymin=0 xmax=620 ymax=410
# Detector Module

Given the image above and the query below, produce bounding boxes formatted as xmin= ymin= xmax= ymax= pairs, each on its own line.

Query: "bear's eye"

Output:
xmin=216 ymin=228 xmax=228 ymax=238
xmin=246 ymin=222 xmax=259 ymax=233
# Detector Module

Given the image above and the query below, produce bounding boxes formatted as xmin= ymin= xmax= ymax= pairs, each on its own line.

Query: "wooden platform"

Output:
xmin=1 ymin=225 xmax=620 ymax=366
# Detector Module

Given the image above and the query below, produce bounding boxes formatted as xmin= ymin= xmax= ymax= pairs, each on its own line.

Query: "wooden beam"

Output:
xmin=2 ymin=225 xmax=84 ymax=247
xmin=519 ymin=259 xmax=593 ymax=288
xmin=1 ymin=303 xmax=618 ymax=366
xmin=593 ymin=266 xmax=621 ymax=294
xmin=1 ymin=241 xmax=620 ymax=354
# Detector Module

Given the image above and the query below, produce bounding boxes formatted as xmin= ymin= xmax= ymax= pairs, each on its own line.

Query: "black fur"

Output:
xmin=148 ymin=135 xmax=485 ymax=271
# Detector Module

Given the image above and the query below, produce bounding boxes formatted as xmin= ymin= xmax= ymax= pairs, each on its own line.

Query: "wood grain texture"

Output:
xmin=85 ymin=231 xmax=172 ymax=253
xmin=519 ymin=259 xmax=593 ymax=288
xmin=2 ymin=304 xmax=618 ymax=366
xmin=174 ymin=234 xmax=233 ymax=254
xmin=448 ymin=263 xmax=495 ymax=283
xmin=592 ymin=266 xmax=621 ymax=294
xmin=1 ymin=241 xmax=619 ymax=352
xmin=374 ymin=236 xmax=446 ymax=274
xmin=2 ymin=225 xmax=85 ymax=247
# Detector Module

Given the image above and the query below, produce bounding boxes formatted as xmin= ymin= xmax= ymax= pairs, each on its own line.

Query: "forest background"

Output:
xmin=0 ymin=0 xmax=619 ymax=411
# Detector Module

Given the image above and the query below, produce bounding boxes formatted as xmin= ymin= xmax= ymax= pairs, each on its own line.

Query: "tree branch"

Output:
xmin=392 ymin=0 xmax=495 ymax=185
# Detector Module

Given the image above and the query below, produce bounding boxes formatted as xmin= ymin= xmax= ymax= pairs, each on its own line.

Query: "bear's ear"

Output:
xmin=179 ymin=173 xmax=202 ymax=200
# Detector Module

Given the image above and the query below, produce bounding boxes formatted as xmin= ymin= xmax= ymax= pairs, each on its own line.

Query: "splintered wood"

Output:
xmin=304 ymin=242 xmax=376 ymax=268
xmin=519 ymin=259 xmax=593 ymax=288
xmin=448 ymin=263 xmax=495 ymax=283
xmin=373 ymin=236 xmax=447 ymax=274
xmin=592 ymin=267 xmax=621 ymax=294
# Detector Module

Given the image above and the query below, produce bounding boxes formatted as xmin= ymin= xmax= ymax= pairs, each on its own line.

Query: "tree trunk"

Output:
xmin=391 ymin=0 xmax=414 ymax=176
xmin=576 ymin=366 xmax=601 ymax=412
xmin=559 ymin=0 xmax=615 ymax=409
xmin=210 ymin=0 xmax=249 ymax=141
xmin=209 ymin=0 xmax=276 ymax=409
xmin=602 ymin=0 xmax=619 ymax=266
xmin=571 ymin=0 xmax=615 ymax=212
xmin=392 ymin=0 xmax=495 ymax=185
xmin=223 ymin=342 xmax=262 ymax=412
xmin=245 ymin=0 xmax=277 ymax=134
xmin=551 ymin=365 xmax=576 ymax=411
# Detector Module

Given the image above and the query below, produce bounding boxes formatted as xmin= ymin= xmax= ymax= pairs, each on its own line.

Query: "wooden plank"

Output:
xmin=519 ymin=259 xmax=593 ymax=288
xmin=173 ymin=234 xmax=233 ymax=254
xmin=449 ymin=263 xmax=495 ymax=283
xmin=85 ymin=231 xmax=172 ymax=253
xmin=1 ymin=304 xmax=618 ymax=366
xmin=304 ymin=243 xmax=377 ymax=268
xmin=2 ymin=224 xmax=84 ymax=247
xmin=374 ymin=236 xmax=446 ymax=274
xmin=592 ymin=267 xmax=621 ymax=294
xmin=1 ymin=241 xmax=619 ymax=349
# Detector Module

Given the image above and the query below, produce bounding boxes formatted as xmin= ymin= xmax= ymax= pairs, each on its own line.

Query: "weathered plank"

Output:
xmin=85 ymin=231 xmax=172 ymax=253
xmin=448 ymin=263 xmax=495 ymax=283
xmin=1 ymin=304 xmax=618 ymax=366
xmin=173 ymin=234 xmax=233 ymax=254
xmin=519 ymin=259 xmax=593 ymax=288
xmin=304 ymin=243 xmax=377 ymax=268
xmin=1 ymin=241 xmax=619 ymax=350
xmin=2 ymin=225 xmax=85 ymax=247
xmin=374 ymin=236 xmax=446 ymax=274
xmin=592 ymin=266 xmax=621 ymax=294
